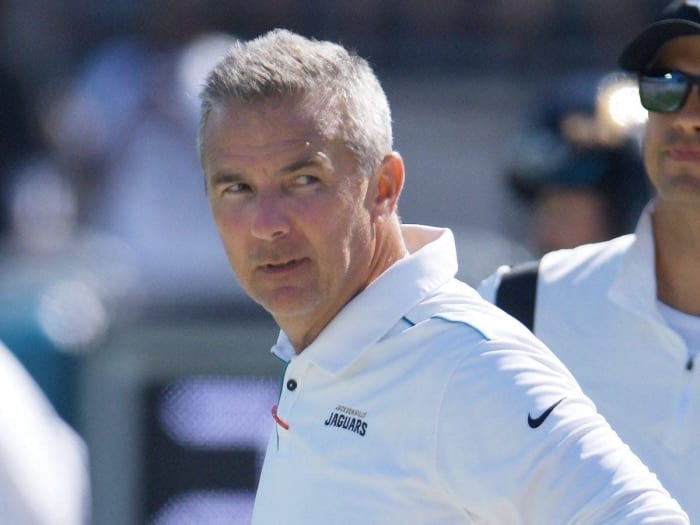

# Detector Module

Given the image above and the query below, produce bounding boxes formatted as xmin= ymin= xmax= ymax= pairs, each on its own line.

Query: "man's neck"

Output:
xmin=281 ymin=222 xmax=408 ymax=354
xmin=653 ymin=201 xmax=700 ymax=316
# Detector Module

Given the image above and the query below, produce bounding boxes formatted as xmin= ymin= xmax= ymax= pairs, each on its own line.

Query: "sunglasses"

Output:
xmin=639 ymin=70 xmax=700 ymax=113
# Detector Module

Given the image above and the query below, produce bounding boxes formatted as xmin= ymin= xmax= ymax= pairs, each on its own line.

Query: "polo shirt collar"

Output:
xmin=608 ymin=201 xmax=660 ymax=319
xmin=271 ymin=225 xmax=458 ymax=373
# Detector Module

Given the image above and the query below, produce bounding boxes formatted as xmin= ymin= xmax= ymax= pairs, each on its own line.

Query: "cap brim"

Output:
xmin=619 ymin=20 xmax=700 ymax=71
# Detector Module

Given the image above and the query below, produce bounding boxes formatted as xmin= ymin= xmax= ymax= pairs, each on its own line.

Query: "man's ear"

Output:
xmin=373 ymin=152 xmax=405 ymax=216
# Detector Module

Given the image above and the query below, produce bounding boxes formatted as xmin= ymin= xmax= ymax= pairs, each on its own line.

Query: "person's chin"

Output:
xmin=259 ymin=288 xmax=320 ymax=319
xmin=661 ymin=175 xmax=700 ymax=201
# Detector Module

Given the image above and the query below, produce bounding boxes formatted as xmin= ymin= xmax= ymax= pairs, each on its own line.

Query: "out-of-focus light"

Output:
xmin=604 ymin=84 xmax=648 ymax=128
xmin=150 ymin=490 xmax=254 ymax=525
xmin=37 ymin=279 xmax=107 ymax=352
xmin=596 ymin=74 xmax=648 ymax=146
xmin=158 ymin=376 xmax=277 ymax=451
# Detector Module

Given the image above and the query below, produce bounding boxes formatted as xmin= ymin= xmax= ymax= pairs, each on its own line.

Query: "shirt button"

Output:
xmin=287 ymin=379 xmax=298 ymax=391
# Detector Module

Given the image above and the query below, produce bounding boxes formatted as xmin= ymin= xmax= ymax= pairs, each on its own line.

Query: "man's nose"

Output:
xmin=250 ymin=192 xmax=291 ymax=240
xmin=676 ymin=84 xmax=700 ymax=131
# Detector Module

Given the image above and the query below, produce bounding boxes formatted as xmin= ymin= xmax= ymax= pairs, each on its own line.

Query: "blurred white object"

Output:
xmin=0 ymin=340 xmax=90 ymax=524
xmin=595 ymin=72 xmax=648 ymax=147
xmin=37 ymin=279 xmax=108 ymax=353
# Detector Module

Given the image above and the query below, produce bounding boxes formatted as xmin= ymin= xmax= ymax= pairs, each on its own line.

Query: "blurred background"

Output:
xmin=0 ymin=1 xmax=663 ymax=523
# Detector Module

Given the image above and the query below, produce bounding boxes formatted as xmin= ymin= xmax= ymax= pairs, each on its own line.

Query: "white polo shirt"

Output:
xmin=479 ymin=203 xmax=700 ymax=523
xmin=252 ymin=225 xmax=688 ymax=524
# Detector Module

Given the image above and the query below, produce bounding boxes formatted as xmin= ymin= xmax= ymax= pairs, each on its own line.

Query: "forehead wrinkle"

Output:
xmin=203 ymin=97 xmax=342 ymax=178
xmin=219 ymin=137 xmax=312 ymax=163
xmin=209 ymin=142 xmax=334 ymax=183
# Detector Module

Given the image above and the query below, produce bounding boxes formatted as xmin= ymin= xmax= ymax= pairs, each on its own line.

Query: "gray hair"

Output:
xmin=198 ymin=29 xmax=393 ymax=174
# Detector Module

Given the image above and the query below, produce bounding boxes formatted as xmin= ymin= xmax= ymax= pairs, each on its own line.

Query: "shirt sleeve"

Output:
xmin=434 ymin=338 xmax=689 ymax=524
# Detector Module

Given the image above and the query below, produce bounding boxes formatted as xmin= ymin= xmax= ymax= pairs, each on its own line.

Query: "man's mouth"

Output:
xmin=260 ymin=258 xmax=306 ymax=274
xmin=669 ymin=147 xmax=700 ymax=162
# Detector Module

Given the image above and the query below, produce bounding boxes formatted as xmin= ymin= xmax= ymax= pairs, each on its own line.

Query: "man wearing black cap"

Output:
xmin=479 ymin=1 xmax=700 ymax=521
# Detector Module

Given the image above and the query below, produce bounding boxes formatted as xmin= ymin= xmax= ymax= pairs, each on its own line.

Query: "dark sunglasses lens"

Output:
xmin=639 ymin=73 xmax=689 ymax=113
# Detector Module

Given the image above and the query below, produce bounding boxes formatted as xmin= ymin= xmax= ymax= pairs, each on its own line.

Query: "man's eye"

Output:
xmin=294 ymin=174 xmax=320 ymax=186
xmin=223 ymin=182 xmax=251 ymax=194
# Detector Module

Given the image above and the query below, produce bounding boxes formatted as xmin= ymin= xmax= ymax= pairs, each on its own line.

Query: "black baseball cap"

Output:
xmin=619 ymin=0 xmax=700 ymax=72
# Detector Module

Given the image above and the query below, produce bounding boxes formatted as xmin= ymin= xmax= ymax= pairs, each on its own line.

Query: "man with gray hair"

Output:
xmin=199 ymin=29 xmax=688 ymax=523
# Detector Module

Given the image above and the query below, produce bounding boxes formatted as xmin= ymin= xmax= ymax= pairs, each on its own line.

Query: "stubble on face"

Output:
xmin=645 ymin=121 xmax=700 ymax=198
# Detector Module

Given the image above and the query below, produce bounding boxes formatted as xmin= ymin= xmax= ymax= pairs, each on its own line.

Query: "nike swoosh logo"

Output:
xmin=527 ymin=398 xmax=565 ymax=429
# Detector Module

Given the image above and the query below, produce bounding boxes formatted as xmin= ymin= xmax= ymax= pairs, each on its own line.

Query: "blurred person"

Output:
xmin=0 ymin=339 xmax=89 ymax=524
xmin=479 ymin=1 xmax=700 ymax=520
xmin=46 ymin=1 xmax=239 ymax=302
xmin=198 ymin=29 xmax=688 ymax=523
xmin=519 ymin=144 xmax=649 ymax=255
xmin=511 ymin=147 xmax=630 ymax=255
xmin=505 ymin=71 xmax=651 ymax=255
